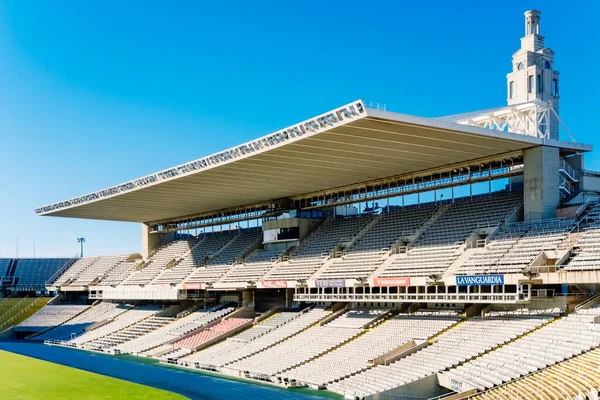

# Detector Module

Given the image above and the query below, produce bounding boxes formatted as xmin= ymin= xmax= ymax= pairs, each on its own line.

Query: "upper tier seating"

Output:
xmin=441 ymin=306 xmax=600 ymax=391
xmin=179 ymin=229 xmax=263 ymax=286
xmin=71 ymin=255 xmax=130 ymax=286
xmin=123 ymin=239 xmax=200 ymax=285
xmin=375 ymin=191 xmax=522 ymax=278
xmin=263 ymin=215 xmax=372 ymax=281
xmin=279 ymin=311 xmax=460 ymax=387
xmin=115 ymin=306 xmax=233 ymax=355
xmin=96 ymin=260 xmax=138 ymax=286
xmin=564 ymin=204 xmax=600 ymax=271
xmin=15 ymin=304 xmax=90 ymax=332
xmin=12 ymin=258 xmax=71 ymax=288
xmin=472 ymin=347 xmax=600 ymax=400
xmin=314 ymin=204 xmax=436 ymax=280
xmin=207 ymin=229 xmax=262 ymax=267
xmin=460 ymin=218 xmax=576 ymax=275
xmin=218 ymin=248 xmax=283 ymax=284
xmin=226 ymin=309 xmax=383 ymax=376
xmin=180 ymin=307 xmax=330 ymax=368
xmin=53 ymin=257 xmax=101 ymax=286
xmin=152 ymin=232 xmax=236 ymax=285
xmin=328 ymin=309 xmax=557 ymax=398
xmin=34 ymin=302 xmax=129 ymax=341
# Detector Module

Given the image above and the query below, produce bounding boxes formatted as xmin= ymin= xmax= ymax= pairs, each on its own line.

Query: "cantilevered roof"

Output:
xmin=36 ymin=100 xmax=591 ymax=223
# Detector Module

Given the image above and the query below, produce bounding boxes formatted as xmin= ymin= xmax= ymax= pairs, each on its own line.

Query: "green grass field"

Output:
xmin=0 ymin=350 xmax=188 ymax=400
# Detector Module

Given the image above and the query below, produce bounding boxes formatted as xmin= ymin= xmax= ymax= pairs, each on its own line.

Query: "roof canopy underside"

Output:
xmin=37 ymin=101 xmax=591 ymax=223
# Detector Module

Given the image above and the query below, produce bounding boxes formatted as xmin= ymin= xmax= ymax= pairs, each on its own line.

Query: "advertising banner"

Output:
xmin=456 ymin=275 xmax=504 ymax=286
xmin=260 ymin=280 xmax=288 ymax=289
xmin=183 ymin=282 xmax=205 ymax=290
xmin=372 ymin=277 xmax=410 ymax=287
xmin=314 ymin=279 xmax=345 ymax=288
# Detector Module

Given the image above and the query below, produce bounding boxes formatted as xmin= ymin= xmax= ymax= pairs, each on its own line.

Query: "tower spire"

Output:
xmin=506 ymin=10 xmax=560 ymax=139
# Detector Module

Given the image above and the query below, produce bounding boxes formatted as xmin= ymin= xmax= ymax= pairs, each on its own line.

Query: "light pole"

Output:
xmin=77 ymin=237 xmax=86 ymax=258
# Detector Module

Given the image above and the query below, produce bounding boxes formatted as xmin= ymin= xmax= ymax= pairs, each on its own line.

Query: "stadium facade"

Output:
xmin=5 ymin=10 xmax=600 ymax=400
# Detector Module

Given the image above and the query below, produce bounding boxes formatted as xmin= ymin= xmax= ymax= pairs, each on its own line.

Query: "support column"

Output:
xmin=141 ymin=224 xmax=173 ymax=260
xmin=524 ymin=146 xmax=560 ymax=220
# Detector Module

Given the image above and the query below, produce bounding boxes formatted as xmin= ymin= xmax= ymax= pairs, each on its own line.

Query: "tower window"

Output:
xmin=517 ymin=62 xmax=524 ymax=71
xmin=527 ymin=75 xmax=533 ymax=93
xmin=545 ymin=60 xmax=551 ymax=69
xmin=552 ymin=79 xmax=558 ymax=97
xmin=509 ymin=81 xmax=515 ymax=99
xmin=537 ymin=74 xmax=543 ymax=93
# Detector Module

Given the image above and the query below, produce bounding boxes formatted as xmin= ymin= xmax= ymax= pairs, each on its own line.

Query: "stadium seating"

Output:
xmin=53 ymin=257 xmax=101 ymax=286
xmin=313 ymin=204 xmax=436 ymax=280
xmin=564 ymin=204 xmax=600 ymax=271
xmin=152 ymin=232 xmax=236 ymax=285
xmin=226 ymin=309 xmax=383 ymax=377
xmin=327 ymin=309 xmax=557 ymax=398
xmin=374 ymin=191 xmax=522 ymax=278
xmin=472 ymin=347 xmax=600 ymax=400
xmin=263 ymin=215 xmax=372 ymax=281
xmin=440 ymin=306 xmax=600 ymax=391
xmin=0 ymin=259 xmax=14 ymax=278
xmin=206 ymin=229 xmax=262 ymax=267
xmin=95 ymin=260 xmax=139 ymax=286
xmin=69 ymin=305 xmax=162 ymax=347
xmin=115 ymin=306 xmax=233 ymax=355
xmin=460 ymin=218 xmax=576 ymax=274
xmin=218 ymin=248 xmax=283 ymax=284
xmin=71 ymin=255 xmax=131 ymax=286
xmin=180 ymin=306 xmax=330 ymax=369
xmin=35 ymin=302 xmax=129 ymax=341
xmin=172 ymin=316 xmax=249 ymax=350
xmin=15 ymin=304 xmax=90 ymax=332
xmin=279 ymin=311 xmax=460 ymax=387
xmin=12 ymin=258 xmax=72 ymax=289
xmin=123 ymin=239 xmax=199 ymax=285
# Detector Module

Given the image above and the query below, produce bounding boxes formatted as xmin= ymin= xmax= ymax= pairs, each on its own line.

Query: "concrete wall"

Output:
xmin=581 ymin=171 xmax=600 ymax=193
xmin=369 ymin=374 xmax=452 ymax=400
xmin=524 ymin=146 xmax=559 ymax=220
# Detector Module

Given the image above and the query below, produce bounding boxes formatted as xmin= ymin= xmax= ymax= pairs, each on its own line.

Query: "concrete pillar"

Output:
xmin=242 ymin=290 xmax=254 ymax=307
xmin=524 ymin=146 xmax=560 ymax=220
xmin=141 ymin=224 xmax=172 ymax=260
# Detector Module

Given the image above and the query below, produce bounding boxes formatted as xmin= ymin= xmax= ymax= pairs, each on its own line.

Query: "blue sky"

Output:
xmin=0 ymin=1 xmax=598 ymax=258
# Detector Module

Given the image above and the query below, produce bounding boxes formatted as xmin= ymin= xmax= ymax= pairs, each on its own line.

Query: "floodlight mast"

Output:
xmin=77 ymin=237 xmax=86 ymax=258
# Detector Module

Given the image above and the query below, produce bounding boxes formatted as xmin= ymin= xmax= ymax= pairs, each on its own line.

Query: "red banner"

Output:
xmin=260 ymin=280 xmax=287 ymax=289
xmin=373 ymin=277 xmax=410 ymax=287
xmin=183 ymin=282 xmax=205 ymax=290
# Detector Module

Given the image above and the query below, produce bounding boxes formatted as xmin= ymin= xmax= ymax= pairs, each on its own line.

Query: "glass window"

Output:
xmin=552 ymin=79 xmax=558 ymax=97
xmin=527 ymin=75 xmax=533 ymax=93
xmin=509 ymin=81 xmax=515 ymax=98
xmin=545 ymin=60 xmax=551 ymax=69
xmin=517 ymin=62 xmax=524 ymax=71
xmin=537 ymin=74 xmax=543 ymax=93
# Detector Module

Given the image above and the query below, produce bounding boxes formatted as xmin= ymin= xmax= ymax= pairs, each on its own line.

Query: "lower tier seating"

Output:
xmin=180 ymin=307 xmax=330 ymax=368
xmin=278 ymin=311 xmax=460 ymax=387
xmin=327 ymin=309 xmax=558 ymax=398
xmin=441 ymin=306 xmax=600 ymax=391
xmin=472 ymin=347 xmax=600 ymax=400
xmin=15 ymin=304 xmax=90 ymax=333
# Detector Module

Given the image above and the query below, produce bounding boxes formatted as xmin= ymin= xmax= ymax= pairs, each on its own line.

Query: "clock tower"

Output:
xmin=506 ymin=10 xmax=560 ymax=139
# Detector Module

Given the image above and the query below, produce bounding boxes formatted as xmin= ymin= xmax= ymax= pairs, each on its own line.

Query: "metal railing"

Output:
xmin=559 ymin=159 xmax=579 ymax=181
xmin=294 ymin=292 xmax=522 ymax=304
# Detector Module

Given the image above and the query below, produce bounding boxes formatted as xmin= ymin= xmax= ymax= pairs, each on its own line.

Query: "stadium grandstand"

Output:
xmin=6 ymin=9 xmax=600 ymax=400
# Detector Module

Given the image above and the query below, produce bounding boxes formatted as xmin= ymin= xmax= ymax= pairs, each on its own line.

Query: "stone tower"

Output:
xmin=506 ymin=10 xmax=560 ymax=139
